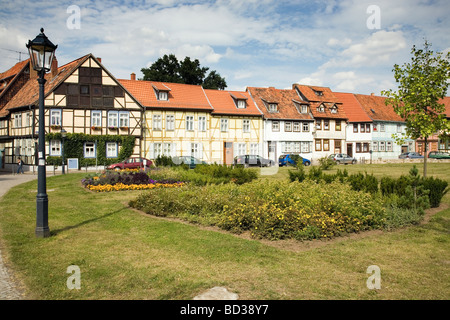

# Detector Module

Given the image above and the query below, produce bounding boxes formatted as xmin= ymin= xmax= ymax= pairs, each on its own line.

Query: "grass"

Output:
xmin=0 ymin=162 xmax=449 ymax=300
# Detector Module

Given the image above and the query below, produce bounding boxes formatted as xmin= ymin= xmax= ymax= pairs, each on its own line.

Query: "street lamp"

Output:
xmin=27 ymin=28 xmax=57 ymax=238
xmin=61 ymin=129 xmax=67 ymax=174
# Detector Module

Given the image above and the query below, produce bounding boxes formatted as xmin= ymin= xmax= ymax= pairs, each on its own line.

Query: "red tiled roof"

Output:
xmin=353 ymin=93 xmax=404 ymax=122
xmin=118 ymin=79 xmax=213 ymax=111
xmin=1 ymin=55 xmax=89 ymax=116
xmin=335 ymin=92 xmax=372 ymax=123
xmin=247 ymin=86 xmax=314 ymax=120
xmin=0 ymin=59 xmax=29 ymax=82
xmin=204 ymin=89 xmax=262 ymax=116
xmin=293 ymin=84 xmax=347 ymax=120
xmin=439 ymin=97 xmax=450 ymax=118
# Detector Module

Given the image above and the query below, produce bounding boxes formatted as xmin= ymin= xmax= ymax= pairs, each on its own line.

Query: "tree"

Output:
xmin=382 ymin=40 xmax=450 ymax=177
xmin=141 ymin=54 xmax=227 ymax=90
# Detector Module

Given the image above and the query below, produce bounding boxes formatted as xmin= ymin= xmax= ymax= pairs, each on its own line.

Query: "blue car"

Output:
xmin=279 ymin=154 xmax=311 ymax=166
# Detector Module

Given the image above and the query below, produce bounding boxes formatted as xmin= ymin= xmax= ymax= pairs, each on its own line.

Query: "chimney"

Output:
xmin=131 ymin=73 xmax=136 ymax=81
xmin=29 ymin=61 xmax=38 ymax=80
xmin=51 ymin=57 xmax=58 ymax=78
xmin=371 ymin=92 xmax=375 ymax=96
xmin=97 ymin=57 xmax=102 ymax=63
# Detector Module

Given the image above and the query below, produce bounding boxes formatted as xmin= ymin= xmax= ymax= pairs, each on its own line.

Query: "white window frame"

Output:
xmin=153 ymin=143 xmax=162 ymax=158
xmin=220 ymin=118 xmax=229 ymax=132
xmin=14 ymin=114 xmax=22 ymax=128
xmin=250 ymin=143 xmax=259 ymax=155
xmin=302 ymin=122 xmax=309 ymax=132
xmin=158 ymin=91 xmax=168 ymax=101
xmin=268 ymin=103 xmax=277 ymax=112
xmin=166 ymin=115 xmax=175 ymax=131
xmin=243 ymin=119 xmax=250 ymax=133
xmin=106 ymin=142 xmax=118 ymax=158
xmin=386 ymin=141 xmax=393 ymax=152
xmin=84 ymin=142 xmax=96 ymax=158
xmin=153 ymin=114 xmax=162 ymax=131
xmin=190 ymin=143 xmax=203 ymax=159
xmin=237 ymin=143 xmax=246 ymax=156
xmin=379 ymin=141 xmax=386 ymax=152
xmin=198 ymin=116 xmax=206 ymax=132
xmin=119 ymin=111 xmax=129 ymax=128
xmin=272 ymin=121 xmax=279 ymax=132
xmin=108 ymin=111 xmax=118 ymax=128
xmin=50 ymin=109 xmax=61 ymax=126
xmin=372 ymin=141 xmax=378 ymax=152
xmin=301 ymin=105 xmax=308 ymax=114
xmin=186 ymin=115 xmax=194 ymax=131
xmin=237 ymin=100 xmax=246 ymax=109
xmin=91 ymin=110 xmax=102 ymax=127
xmin=50 ymin=140 xmax=61 ymax=156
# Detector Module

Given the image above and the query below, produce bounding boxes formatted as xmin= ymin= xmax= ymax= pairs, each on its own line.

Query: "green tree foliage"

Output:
xmin=382 ymin=41 xmax=450 ymax=176
xmin=141 ymin=54 xmax=227 ymax=89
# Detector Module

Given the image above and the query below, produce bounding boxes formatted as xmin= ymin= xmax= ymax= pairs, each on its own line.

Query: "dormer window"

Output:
xmin=237 ymin=99 xmax=246 ymax=109
xmin=268 ymin=103 xmax=278 ymax=112
xmin=158 ymin=91 xmax=168 ymax=101
xmin=314 ymin=90 xmax=324 ymax=97
xmin=330 ymin=106 xmax=337 ymax=114
xmin=301 ymin=105 xmax=308 ymax=114
xmin=317 ymin=104 xmax=325 ymax=113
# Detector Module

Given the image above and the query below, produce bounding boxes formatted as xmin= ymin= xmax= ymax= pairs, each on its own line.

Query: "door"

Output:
xmin=347 ymin=143 xmax=353 ymax=157
xmin=0 ymin=149 xmax=3 ymax=169
xmin=224 ymin=142 xmax=233 ymax=165
xmin=268 ymin=141 xmax=276 ymax=162
xmin=401 ymin=145 xmax=408 ymax=153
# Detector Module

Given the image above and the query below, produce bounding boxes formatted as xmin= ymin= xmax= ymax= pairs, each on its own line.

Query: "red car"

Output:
xmin=106 ymin=157 xmax=152 ymax=170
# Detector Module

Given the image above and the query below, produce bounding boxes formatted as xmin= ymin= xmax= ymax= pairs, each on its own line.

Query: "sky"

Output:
xmin=1 ymin=0 xmax=449 ymax=95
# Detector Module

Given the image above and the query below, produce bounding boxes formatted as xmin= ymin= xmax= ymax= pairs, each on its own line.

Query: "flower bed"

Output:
xmin=82 ymin=170 xmax=184 ymax=192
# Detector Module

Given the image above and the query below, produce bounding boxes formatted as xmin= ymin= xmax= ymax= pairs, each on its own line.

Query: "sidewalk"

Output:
xmin=0 ymin=171 xmax=38 ymax=300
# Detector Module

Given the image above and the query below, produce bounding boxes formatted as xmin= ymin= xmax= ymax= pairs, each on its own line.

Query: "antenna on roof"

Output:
xmin=0 ymin=48 xmax=27 ymax=62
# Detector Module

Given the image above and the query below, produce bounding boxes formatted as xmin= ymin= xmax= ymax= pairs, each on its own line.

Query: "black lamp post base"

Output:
xmin=35 ymin=227 xmax=50 ymax=238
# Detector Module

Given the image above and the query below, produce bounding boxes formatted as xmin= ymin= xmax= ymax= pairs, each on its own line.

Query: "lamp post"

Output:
xmin=27 ymin=28 xmax=57 ymax=238
xmin=61 ymin=129 xmax=67 ymax=174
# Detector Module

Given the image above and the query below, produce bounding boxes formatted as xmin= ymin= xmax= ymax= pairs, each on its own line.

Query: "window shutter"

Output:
xmin=199 ymin=143 xmax=203 ymax=160
xmin=148 ymin=143 xmax=154 ymax=159
xmin=171 ymin=143 xmax=177 ymax=157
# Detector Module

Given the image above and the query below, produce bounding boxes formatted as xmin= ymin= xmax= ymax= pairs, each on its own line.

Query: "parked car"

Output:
xmin=172 ymin=156 xmax=207 ymax=169
xmin=398 ymin=152 xmax=424 ymax=159
xmin=106 ymin=157 xmax=152 ymax=170
xmin=428 ymin=151 xmax=450 ymax=159
xmin=234 ymin=155 xmax=275 ymax=167
xmin=278 ymin=154 xmax=311 ymax=166
xmin=332 ymin=153 xmax=357 ymax=164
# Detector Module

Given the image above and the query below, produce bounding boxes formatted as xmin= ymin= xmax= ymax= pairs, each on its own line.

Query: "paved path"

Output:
xmin=0 ymin=171 xmax=38 ymax=300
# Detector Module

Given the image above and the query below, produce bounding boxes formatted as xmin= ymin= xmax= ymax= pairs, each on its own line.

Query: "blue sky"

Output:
xmin=1 ymin=0 xmax=449 ymax=95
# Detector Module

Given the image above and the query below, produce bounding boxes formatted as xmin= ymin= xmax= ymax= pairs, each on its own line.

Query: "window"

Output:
xmin=220 ymin=118 xmax=228 ymax=132
xmin=268 ymin=103 xmax=277 ymax=112
xmin=380 ymin=123 xmax=385 ymax=132
xmin=243 ymin=119 xmax=250 ymax=133
xmin=314 ymin=90 xmax=323 ymax=96
xmin=397 ymin=124 xmax=402 ymax=133
xmin=250 ymin=143 xmax=259 ymax=155
xmin=301 ymin=141 xmax=311 ymax=153
xmin=366 ymin=123 xmax=371 ymax=133
xmin=153 ymin=114 xmax=162 ymax=131
xmin=302 ymin=122 xmax=309 ymax=132
xmin=237 ymin=100 xmax=246 ymax=109
xmin=360 ymin=123 xmax=365 ymax=133
xmin=106 ymin=142 xmax=118 ymax=158
xmin=237 ymin=143 xmax=246 ymax=156
xmin=353 ymin=124 xmax=358 ymax=133
xmin=190 ymin=143 xmax=202 ymax=159
xmin=119 ymin=112 xmax=129 ymax=128
xmin=373 ymin=123 xmax=378 ymax=132
xmin=301 ymin=105 xmax=308 ymax=114
xmin=186 ymin=116 xmax=194 ymax=131
xmin=108 ymin=111 xmax=118 ymax=128
xmin=166 ymin=115 xmax=175 ymax=131
xmin=372 ymin=141 xmax=378 ymax=152
xmin=14 ymin=114 xmax=22 ymax=128
xmin=158 ymin=91 xmax=168 ymax=101
xmin=163 ymin=143 xmax=175 ymax=156
xmin=356 ymin=143 xmax=362 ymax=153
xmin=84 ymin=142 xmax=96 ymax=158
xmin=50 ymin=140 xmax=61 ymax=156
xmin=363 ymin=143 xmax=370 ymax=152
xmin=26 ymin=112 xmax=31 ymax=127
xmin=335 ymin=120 xmax=341 ymax=131
xmin=330 ymin=107 xmax=337 ymax=114
xmin=50 ymin=109 xmax=61 ymax=126
xmin=91 ymin=111 xmax=102 ymax=127
xmin=323 ymin=120 xmax=329 ymax=130
xmin=80 ymin=85 xmax=89 ymax=95
xmin=199 ymin=116 xmax=207 ymax=132
xmin=323 ymin=139 xmax=330 ymax=151
xmin=272 ymin=121 xmax=279 ymax=132
xmin=285 ymin=121 xmax=292 ymax=132
xmin=315 ymin=120 xmax=322 ymax=130
xmin=386 ymin=141 xmax=393 ymax=152
xmin=334 ymin=140 xmax=342 ymax=153
xmin=153 ymin=143 xmax=162 ymax=158
xmin=315 ymin=139 xmax=322 ymax=151
xmin=293 ymin=122 xmax=300 ymax=132
xmin=317 ymin=105 xmax=325 ymax=113
xmin=379 ymin=141 xmax=386 ymax=152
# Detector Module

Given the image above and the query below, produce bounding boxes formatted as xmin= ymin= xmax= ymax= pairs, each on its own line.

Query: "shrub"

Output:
xmin=155 ymin=155 xmax=175 ymax=167
xmin=318 ymin=156 xmax=334 ymax=170
xmin=421 ymin=176 xmax=448 ymax=208
xmin=288 ymin=164 xmax=306 ymax=182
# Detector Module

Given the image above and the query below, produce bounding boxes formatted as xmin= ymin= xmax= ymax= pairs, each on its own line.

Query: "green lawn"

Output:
xmin=0 ymin=162 xmax=449 ymax=300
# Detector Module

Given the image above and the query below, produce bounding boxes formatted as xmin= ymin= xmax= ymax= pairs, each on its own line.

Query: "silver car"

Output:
xmin=332 ymin=153 xmax=357 ymax=164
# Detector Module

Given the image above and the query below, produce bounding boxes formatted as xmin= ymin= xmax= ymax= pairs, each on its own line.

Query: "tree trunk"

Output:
xmin=423 ymin=136 xmax=428 ymax=178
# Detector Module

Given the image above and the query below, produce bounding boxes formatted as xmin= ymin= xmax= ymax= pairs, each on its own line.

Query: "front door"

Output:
xmin=347 ymin=143 xmax=353 ymax=157
xmin=224 ymin=142 xmax=233 ymax=165
xmin=268 ymin=141 xmax=276 ymax=162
